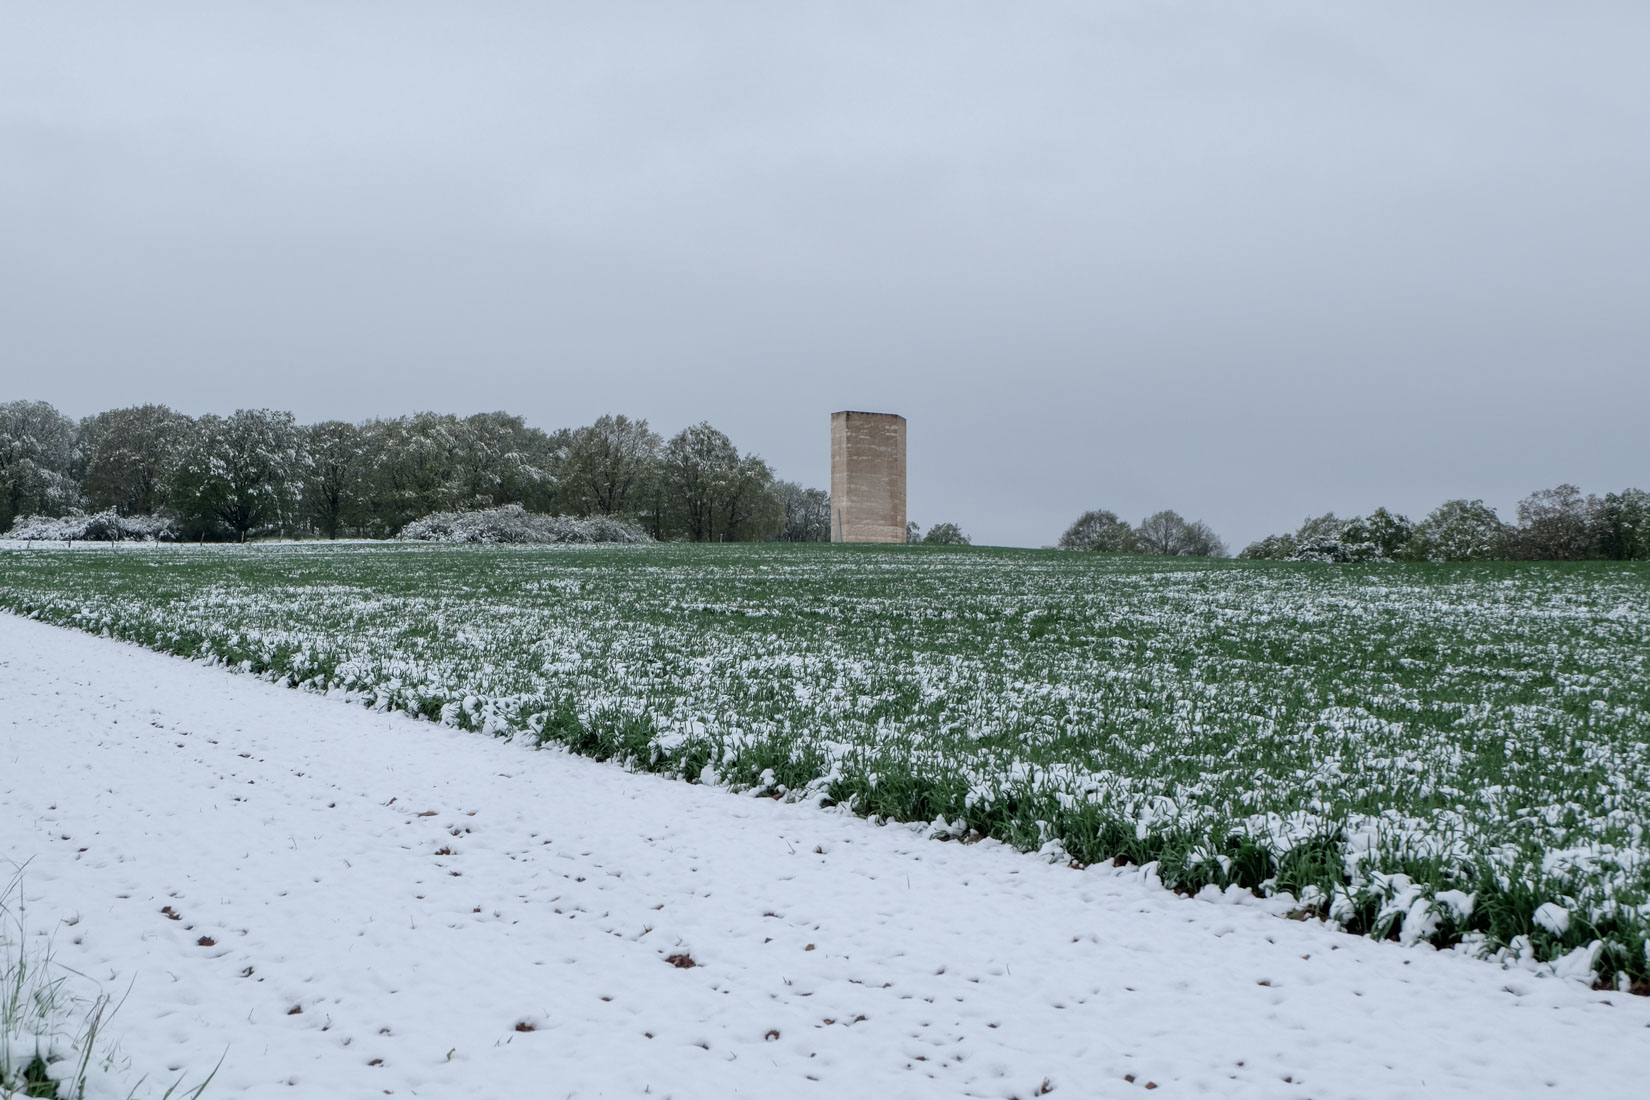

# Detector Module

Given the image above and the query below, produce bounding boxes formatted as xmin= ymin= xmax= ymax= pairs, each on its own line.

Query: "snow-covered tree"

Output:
xmin=0 ymin=400 xmax=81 ymax=532
xmin=302 ymin=420 xmax=369 ymax=539
xmin=1294 ymin=513 xmax=1344 ymax=543
xmin=1514 ymin=484 xmax=1596 ymax=560
xmin=357 ymin=413 xmax=469 ymax=533
xmin=393 ymin=413 xmax=466 ymax=516
xmin=1592 ymin=488 xmax=1650 ymax=561
xmin=661 ymin=422 xmax=739 ymax=541
xmin=1355 ymin=507 xmax=1415 ymax=560
xmin=81 ymin=404 xmax=194 ymax=516
xmin=1272 ymin=515 xmax=1348 ymax=561
xmin=717 ymin=453 xmax=782 ymax=542
xmin=453 ymin=411 xmax=555 ymax=511
xmin=1245 ymin=510 xmax=1412 ymax=563
xmin=1297 ymin=512 xmax=1388 ymax=563
xmin=559 ymin=414 xmax=661 ymax=517
xmin=1410 ymin=499 xmax=1511 ymax=562
xmin=1057 ymin=509 xmax=1136 ymax=552
xmin=652 ymin=424 xmax=781 ymax=542
xmin=169 ymin=409 xmax=307 ymax=541
xmin=352 ymin=411 xmax=554 ymax=534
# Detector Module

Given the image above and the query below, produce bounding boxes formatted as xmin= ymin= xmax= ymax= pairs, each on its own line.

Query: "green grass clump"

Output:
xmin=2 ymin=541 xmax=1648 ymax=986
xmin=1 ymin=874 xmax=218 ymax=1099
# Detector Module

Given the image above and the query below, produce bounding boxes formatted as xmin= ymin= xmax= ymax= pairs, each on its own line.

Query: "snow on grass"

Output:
xmin=3 ymin=614 xmax=1648 ymax=1097
xmin=1 ymin=542 xmax=1648 ymax=989
xmin=2 ymin=877 xmax=118 ymax=1099
xmin=1 ymin=871 xmax=216 ymax=1100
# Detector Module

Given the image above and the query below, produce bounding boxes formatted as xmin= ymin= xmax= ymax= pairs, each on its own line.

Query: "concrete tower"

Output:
xmin=830 ymin=411 xmax=907 ymax=543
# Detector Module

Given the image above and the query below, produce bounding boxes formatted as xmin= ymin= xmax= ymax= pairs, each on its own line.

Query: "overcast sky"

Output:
xmin=3 ymin=2 xmax=1646 ymax=548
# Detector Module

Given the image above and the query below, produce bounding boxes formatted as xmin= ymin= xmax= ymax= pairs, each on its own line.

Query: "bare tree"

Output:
xmin=1178 ymin=519 xmax=1227 ymax=558
xmin=1134 ymin=510 xmax=1227 ymax=557
xmin=1134 ymin=511 xmax=1181 ymax=555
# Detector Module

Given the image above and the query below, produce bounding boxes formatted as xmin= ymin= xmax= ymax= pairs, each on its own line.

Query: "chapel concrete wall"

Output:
xmin=830 ymin=411 xmax=907 ymax=543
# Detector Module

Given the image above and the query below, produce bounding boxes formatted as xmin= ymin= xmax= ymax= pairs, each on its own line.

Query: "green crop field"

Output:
xmin=2 ymin=542 xmax=1647 ymax=986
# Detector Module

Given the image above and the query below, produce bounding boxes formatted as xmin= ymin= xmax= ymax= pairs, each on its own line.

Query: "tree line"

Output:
xmin=1056 ymin=488 xmax=1650 ymax=563
xmin=1056 ymin=509 xmax=1228 ymax=556
xmin=1238 ymin=487 xmax=1650 ymax=562
xmin=0 ymin=400 xmax=834 ymax=543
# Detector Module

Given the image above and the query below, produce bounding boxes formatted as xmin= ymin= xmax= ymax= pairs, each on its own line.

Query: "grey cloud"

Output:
xmin=3 ymin=1 xmax=1646 ymax=548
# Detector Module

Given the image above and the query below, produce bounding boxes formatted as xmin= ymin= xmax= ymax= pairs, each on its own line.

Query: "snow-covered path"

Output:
xmin=1 ymin=615 xmax=1645 ymax=1099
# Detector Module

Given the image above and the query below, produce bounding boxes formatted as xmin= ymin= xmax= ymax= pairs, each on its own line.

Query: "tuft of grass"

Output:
xmin=1 ymin=873 xmax=217 ymax=1100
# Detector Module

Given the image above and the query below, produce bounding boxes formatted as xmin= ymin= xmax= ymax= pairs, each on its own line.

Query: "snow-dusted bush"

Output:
xmin=1238 ymin=533 xmax=1296 ymax=560
xmin=395 ymin=504 xmax=650 ymax=545
xmin=4 ymin=511 xmax=178 ymax=543
xmin=1290 ymin=536 xmax=1380 ymax=564
xmin=1246 ymin=508 xmax=1415 ymax=563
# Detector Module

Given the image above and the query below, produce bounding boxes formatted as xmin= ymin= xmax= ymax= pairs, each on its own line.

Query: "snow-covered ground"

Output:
xmin=2 ymin=615 xmax=1646 ymax=1099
